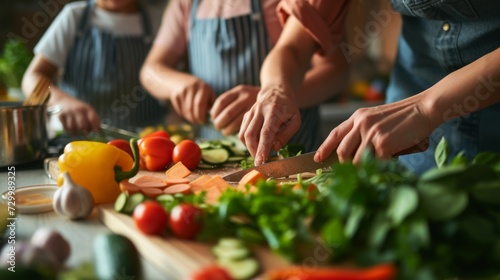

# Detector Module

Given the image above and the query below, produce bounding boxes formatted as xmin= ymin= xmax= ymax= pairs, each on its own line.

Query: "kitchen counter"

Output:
xmin=0 ymin=164 xmax=175 ymax=279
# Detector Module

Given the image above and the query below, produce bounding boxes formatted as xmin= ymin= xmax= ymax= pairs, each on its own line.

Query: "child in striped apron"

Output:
xmin=22 ymin=0 xmax=166 ymax=135
xmin=141 ymin=0 xmax=348 ymax=154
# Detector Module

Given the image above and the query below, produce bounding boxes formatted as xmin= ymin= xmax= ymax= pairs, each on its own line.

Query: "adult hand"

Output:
xmin=239 ymin=85 xmax=301 ymax=165
xmin=56 ymin=95 xmax=101 ymax=136
xmin=169 ymin=76 xmax=216 ymax=125
xmin=210 ymin=85 xmax=259 ymax=136
xmin=314 ymin=95 xmax=434 ymax=164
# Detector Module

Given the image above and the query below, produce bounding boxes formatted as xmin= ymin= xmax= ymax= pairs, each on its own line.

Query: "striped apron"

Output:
xmin=188 ymin=0 xmax=321 ymax=152
xmin=59 ymin=0 xmax=166 ymax=132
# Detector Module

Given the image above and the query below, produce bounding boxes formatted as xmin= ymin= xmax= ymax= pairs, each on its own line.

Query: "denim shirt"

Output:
xmin=387 ymin=0 xmax=500 ymax=174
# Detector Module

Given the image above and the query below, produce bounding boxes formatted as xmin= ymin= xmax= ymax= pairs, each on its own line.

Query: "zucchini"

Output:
xmin=123 ymin=193 xmax=146 ymax=214
xmin=198 ymin=142 xmax=212 ymax=150
xmin=217 ymin=258 xmax=260 ymax=280
xmin=93 ymin=233 xmax=141 ymax=280
xmin=202 ymin=148 xmax=230 ymax=165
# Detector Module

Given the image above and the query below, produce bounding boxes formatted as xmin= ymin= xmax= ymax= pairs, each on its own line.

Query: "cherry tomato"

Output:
xmin=169 ymin=203 xmax=203 ymax=239
xmin=139 ymin=136 xmax=176 ymax=171
xmin=107 ymin=139 xmax=133 ymax=158
xmin=133 ymin=201 xmax=169 ymax=235
xmin=190 ymin=265 xmax=233 ymax=280
xmin=172 ymin=140 xmax=202 ymax=170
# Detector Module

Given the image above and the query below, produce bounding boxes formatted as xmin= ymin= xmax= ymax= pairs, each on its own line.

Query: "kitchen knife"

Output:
xmin=222 ymin=152 xmax=338 ymax=183
xmin=100 ymin=123 xmax=138 ymax=140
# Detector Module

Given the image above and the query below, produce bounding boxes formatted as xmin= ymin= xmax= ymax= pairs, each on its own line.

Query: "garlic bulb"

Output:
xmin=53 ymin=172 xmax=94 ymax=220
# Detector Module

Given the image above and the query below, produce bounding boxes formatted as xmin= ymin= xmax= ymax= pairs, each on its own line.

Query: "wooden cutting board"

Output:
xmin=98 ymin=205 xmax=289 ymax=279
xmin=46 ymin=157 xmax=317 ymax=278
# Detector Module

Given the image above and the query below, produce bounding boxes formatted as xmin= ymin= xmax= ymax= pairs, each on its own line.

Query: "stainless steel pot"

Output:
xmin=0 ymin=102 xmax=48 ymax=167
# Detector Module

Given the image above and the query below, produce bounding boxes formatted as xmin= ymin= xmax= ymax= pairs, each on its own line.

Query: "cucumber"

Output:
xmin=198 ymin=142 xmax=212 ymax=150
xmin=123 ymin=193 xmax=146 ymax=214
xmin=114 ymin=192 xmax=128 ymax=213
xmin=213 ymin=246 xmax=250 ymax=260
xmin=228 ymin=146 xmax=247 ymax=157
xmin=202 ymin=148 xmax=230 ymax=165
xmin=227 ymin=156 xmax=247 ymax=163
xmin=217 ymin=238 xmax=246 ymax=248
xmin=93 ymin=233 xmax=141 ymax=280
xmin=220 ymin=140 xmax=235 ymax=148
xmin=217 ymin=258 xmax=260 ymax=280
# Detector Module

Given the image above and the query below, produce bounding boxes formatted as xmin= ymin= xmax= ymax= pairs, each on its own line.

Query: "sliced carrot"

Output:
xmin=236 ymin=184 xmax=257 ymax=193
xmin=204 ymin=187 xmax=222 ymax=205
xmin=133 ymin=175 xmax=165 ymax=185
xmin=238 ymin=170 xmax=267 ymax=186
xmin=164 ymin=178 xmax=191 ymax=186
xmin=141 ymin=187 xmax=163 ymax=198
xmin=189 ymin=175 xmax=212 ymax=192
xmin=165 ymin=161 xmax=192 ymax=179
xmin=202 ymin=175 xmax=230 ymax=192
xmin=163 ymin=184 xmax=192 ymax=195
xmin=136 ymin=181 xmax=168 ymax=189
xmin=119 ymin=180 xmax=141 ymax=195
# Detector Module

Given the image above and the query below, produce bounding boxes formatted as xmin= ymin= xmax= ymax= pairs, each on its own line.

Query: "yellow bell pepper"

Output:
xmin=57 ymin=139 xmax=139 ymax=204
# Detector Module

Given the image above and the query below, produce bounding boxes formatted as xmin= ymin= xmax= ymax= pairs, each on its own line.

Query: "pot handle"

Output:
xmin=44 ymin=157 xmax=60 ymax=181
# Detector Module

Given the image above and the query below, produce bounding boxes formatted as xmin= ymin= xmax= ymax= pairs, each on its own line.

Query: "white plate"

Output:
xmin=2 ymin=184 xmax=58 ymax=214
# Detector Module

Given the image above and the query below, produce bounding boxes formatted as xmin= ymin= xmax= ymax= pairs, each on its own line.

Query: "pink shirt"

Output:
xmin=277 ymin=0 xmax=351 ymax=55
xmin=154 ymin=0 xmax=282 ymax=59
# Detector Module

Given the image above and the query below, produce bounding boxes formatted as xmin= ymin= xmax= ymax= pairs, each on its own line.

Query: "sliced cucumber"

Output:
xmin=114 ymin=192 xmax=128 ymax=213
xmin=227 ymin=156 xmax=247 ymax=163
xmin=217 ymin=258 xmax=260 ymax=280
xmin=212 ymin=246 xmax=250 ymax=260
xmin=123 ymin=193 xmax=146 ymax=214
xmin=198 ymin=142 xmax=212 ymax=150
xmin=228 ymin=146 xmax=247 ymax=157
xmin=202 ymin=148 xmax=230 ymax=165
xmin=217 ymin=238 xmax=246 ymax=248
xmin=220 ymin=140 xmax=235 ymax=148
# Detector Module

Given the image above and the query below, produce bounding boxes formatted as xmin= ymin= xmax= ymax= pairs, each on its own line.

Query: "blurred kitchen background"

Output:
xmin=0 ymin=0 xmax=401 ymax=137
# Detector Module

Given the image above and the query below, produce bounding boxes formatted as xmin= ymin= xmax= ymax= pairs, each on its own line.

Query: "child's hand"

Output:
xmin=210 ymin=85 xmax=259 ymax=136
xmin=56 ymin=95 xmax=101 ymax=136
xmin=169 ymin=76 xmax=215 ymax=124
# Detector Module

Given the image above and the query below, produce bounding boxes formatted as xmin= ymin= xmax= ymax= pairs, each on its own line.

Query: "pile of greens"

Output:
xmin=0 ymin=39 xmax=33 ymax=88
xmin=168 ymin=138 xmax=500 ymax=279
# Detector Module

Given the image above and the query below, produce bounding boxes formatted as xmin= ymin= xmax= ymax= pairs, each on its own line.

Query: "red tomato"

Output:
xmin=139 ymin=137 xmax=176 ymax=171
xmin=145 ymin=130 xmax=170 ymax=139
xmin=190 ymin=265 xmax=233 ymax=280
xmin=107 ymin=139 xmax=133 ymax=158
xmin=133 ymin=201 xmax=169 ymax=235
xmin=172 ymin=140 xmax=202 ymax=170
xmin=169 ymin=203 xmax=203 ymax=239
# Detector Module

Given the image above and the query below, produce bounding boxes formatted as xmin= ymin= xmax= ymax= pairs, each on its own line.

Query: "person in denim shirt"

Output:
xmin=239 ymin=0 xmax=500 ymax=174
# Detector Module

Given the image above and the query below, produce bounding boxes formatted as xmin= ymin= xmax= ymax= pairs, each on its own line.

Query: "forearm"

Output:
xmin=258 ymin=16 xmax=318 ymax=102
xmin=424 ymin=47 xmax=500 ymax=129
xmin=295 ymin=50 xmax=348 ymax=108
xmin=140 ymin=59 xmax=193 ymax=101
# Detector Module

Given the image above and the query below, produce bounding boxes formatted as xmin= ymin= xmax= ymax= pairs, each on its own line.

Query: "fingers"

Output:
xmin=314 ymin=119 xmax=352 ymax=162
xmin=193 ymin=85 xmax=215 ymax=124
xmin=240 ymin=109 xmax=262 ymax=160
xmin=58 ymin=106 xmax=101 ymax=137
xmin=270 ymin=113 xmax=301 ymax=151
xmin=210 ymin=90 xmax=238 ymax=119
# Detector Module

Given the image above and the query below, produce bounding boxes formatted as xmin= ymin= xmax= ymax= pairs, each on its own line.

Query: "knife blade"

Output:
xmin=222 ymin=152 xmax=338 ymax=183
xmin=100 ymin=123 xmax=138 ymax=140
